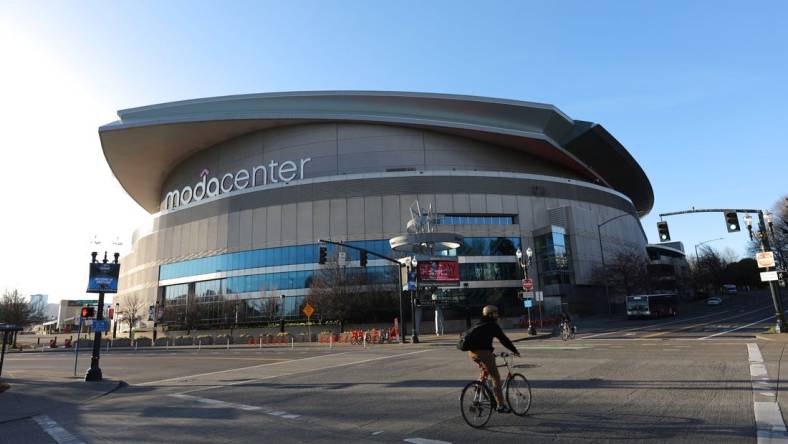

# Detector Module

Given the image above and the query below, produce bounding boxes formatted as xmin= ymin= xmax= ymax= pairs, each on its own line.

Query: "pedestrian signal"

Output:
xmin=360 ymin=250 xmax=368 ymax=267
xmin=319 ymin=246 xmax=327 ymax=264
xmin=81 ymin=306 xmax=95 ymax=318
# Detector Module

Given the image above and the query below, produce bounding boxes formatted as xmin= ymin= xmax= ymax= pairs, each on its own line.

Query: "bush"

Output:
xmin=135 ymin=338 xmax=152 ymax=347
xmin=175 ymin=336 xmax=194 ymax=346
xmin=196 ymin=335 xmax=214 ymax=345
xmin=216 ymin=334 xmax=233 ymax=344
xmin=154 ymin=337 xmax=169 ymax=346
xmin=112 ymin=338 xmax=131 ymax=347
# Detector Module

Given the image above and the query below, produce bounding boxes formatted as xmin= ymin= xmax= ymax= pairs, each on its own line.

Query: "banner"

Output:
xmin=87 ymin=262 xmax=121 ymax=293
xmin=417 ymin=260 xmax=460 ymax=286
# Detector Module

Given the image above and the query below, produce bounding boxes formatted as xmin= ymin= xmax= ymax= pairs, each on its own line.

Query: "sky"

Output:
xmin=1 ymin=1 xmax=786 ymax=303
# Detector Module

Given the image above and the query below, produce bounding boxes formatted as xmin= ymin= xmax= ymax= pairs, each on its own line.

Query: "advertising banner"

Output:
xmin=417 ymin=260 xmax=460 ymax=286
xmin=87 ymin=262 xmax=121 ymax=293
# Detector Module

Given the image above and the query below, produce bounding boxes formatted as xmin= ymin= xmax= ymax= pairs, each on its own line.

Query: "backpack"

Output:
xmin=457 ymin=324 xmax=483 ymax=351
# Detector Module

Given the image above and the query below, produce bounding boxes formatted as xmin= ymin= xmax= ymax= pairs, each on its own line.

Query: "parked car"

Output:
xmin=722 ymin=284 xmax=738 ymax=295
xmin=706 ymin=296 xmax=723 ymax=305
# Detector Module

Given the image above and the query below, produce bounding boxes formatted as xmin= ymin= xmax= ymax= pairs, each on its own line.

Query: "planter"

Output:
xmin=113 ymin=338 xmax=131 ymax=347
xmin=175 ymin=337 xmax=194 ymax=346
xmin=196 ymin=336 xmax=214 ymax=346
xmin=135 ymin=338 xmax=152 ymax=347
xmin=154 ymin=338 xmax=169 ymax=346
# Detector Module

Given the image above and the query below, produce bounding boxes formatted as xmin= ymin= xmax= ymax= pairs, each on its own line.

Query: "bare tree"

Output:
xmin=307 ymin=253 xmax=399 ymax=329
xmin=749 ymin=195 xmax=788 ymax=274
xmin=117 ymin=294 xmax=147 ymax=339
xmin=0 ymin=289 xmax=45 ymax=346
xmin=591 ymin=249 xmax=653 ymax=298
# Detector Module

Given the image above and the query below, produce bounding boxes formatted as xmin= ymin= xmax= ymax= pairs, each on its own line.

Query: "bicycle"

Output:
xmin=459 ymin=352 xmax=532 ymax=428
xmin=560 ymin=321 xmax=576 ymax=341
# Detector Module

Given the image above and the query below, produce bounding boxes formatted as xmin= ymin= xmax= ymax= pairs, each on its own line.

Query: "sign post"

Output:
xmin=85 ymin=251 xmax=121 ymax=382
xmin=303 ymin=303 xmax=314 ymax=341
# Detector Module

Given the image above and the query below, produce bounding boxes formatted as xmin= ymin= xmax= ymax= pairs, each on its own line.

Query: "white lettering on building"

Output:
xmin=164 ymin=157 xmax=312 ymax=210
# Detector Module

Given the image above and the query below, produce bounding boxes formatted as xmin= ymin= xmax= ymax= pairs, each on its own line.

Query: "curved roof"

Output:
xmin=99 ymin=91 xmax=653 ymax=214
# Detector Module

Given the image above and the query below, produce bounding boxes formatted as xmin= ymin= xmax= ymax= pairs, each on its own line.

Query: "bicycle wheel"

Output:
xmin=505 ymin=373 xmax=532 ymax=416
xmin=460 ymin=381 xmax=493 ymax=428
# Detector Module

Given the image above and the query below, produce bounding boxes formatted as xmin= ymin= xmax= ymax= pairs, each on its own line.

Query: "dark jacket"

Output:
xmin=469 ymin=316 xmax=518 ymax=354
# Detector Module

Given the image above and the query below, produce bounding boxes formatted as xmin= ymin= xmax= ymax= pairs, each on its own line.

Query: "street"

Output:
xmin=2 ymin=291 xmax=787 ymax=444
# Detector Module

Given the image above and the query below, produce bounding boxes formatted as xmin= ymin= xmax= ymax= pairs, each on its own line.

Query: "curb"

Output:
xmin=513 ymin=333 xmax=553 ymax=342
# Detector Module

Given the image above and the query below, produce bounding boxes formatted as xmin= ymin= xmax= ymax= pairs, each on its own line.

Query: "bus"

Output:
xmin=626 ymin=294 xmax=678 ymax=319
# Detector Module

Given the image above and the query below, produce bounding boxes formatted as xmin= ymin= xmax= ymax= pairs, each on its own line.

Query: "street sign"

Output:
xmin=520 ymin=291 xmax=535 ymax=299
xmin=535 ymin=291 xmax=544 ymax=302
xmin=523 ymin=298 xmax=533 ymax=308
xmin=303 ymin=303 xmax=315 ymax=318
xmin=761 ymin=271 xmax=779 ymax=282
xmin=522 ymin=278 xmax=534 ymax=291
xmin=92 ymin=320 xmax=109 ymax=332
xmin=757 ymin=252 xmax=776 ymax=269
xmin=337 ymin=251 xmax=347 ymax=266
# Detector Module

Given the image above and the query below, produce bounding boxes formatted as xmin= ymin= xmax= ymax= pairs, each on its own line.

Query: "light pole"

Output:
xmin=597 ymin=213 xmax=638 ymax=314
xmin=279 ymin=294 xmax=286 ymax=333
xmin=744 ymin=211 xmax=786 ymax=332
xmin=410 ymin=257 xmax=419 ymax=344
xmin=516 ymin=247 xmax=537 ymax=336
xmin=693 ymin=238 xmax=724 ymax=262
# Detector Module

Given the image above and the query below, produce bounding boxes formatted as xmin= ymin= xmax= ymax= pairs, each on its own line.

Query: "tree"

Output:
xmin=117 ymin=294 xmax=147 ymax=340
xmin=307 ymin=252 xmax=398 ymax=328
xmin=591 ymin=249 xmax=653 ymax=298
xmin=0 ymin=289 xmax=45 ymax=346
xmin=749 ymin=195 xmax=788 ymax=274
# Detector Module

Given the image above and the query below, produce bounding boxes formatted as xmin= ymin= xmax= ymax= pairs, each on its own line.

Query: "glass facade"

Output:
xmin=534 ymin=229 xmax=573 ymax=285
xmin=159 ymin=236 xmax=526 ymax=328
xmin=437 ymin=215 xmax=515 ymax=225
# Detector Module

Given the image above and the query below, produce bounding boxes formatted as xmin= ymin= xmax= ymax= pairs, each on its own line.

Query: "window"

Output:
xmin=436 ymin=214 xmax=515 ymax=225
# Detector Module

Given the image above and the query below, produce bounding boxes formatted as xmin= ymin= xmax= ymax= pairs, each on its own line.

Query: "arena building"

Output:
xmin=100 ymin=91 xmax=654 ymax=332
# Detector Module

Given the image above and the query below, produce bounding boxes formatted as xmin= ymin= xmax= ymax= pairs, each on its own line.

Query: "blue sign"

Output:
xmin=523 ymin=299 xmax=533 ymax=308
xmin=407 ymin=270 xmax=417 ymax=290
xmin=92 ymin=320 xmax=109 ymax=332
xmin=87 ymin=262 xmax=121 ymax=294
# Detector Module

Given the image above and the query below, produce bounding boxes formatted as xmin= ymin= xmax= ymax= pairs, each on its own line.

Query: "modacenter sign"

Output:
xmin=164 ymin=157 xmax=312 ymax=210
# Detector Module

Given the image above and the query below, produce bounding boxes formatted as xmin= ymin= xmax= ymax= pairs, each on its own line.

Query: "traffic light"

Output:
xmin=724 ymin=211 xmax=741 ymax=232
xmin=81 ymin=306 xmax=95 ymax=318
xmin=318 ymin=246 xmax=327 ymax=264
xmin=360 ymin=250 xmax=368 ymax=267
xmin=657 ymin=221 xmax=671 ymax=242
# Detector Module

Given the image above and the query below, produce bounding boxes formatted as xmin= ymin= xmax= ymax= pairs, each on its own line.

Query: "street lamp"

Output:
xmin=694 ymin=238 xmax=724 ymax=261
xmin=597 ymin=213 xmax=638 ymax=314
xmin=279 ymin=294 xmax=286 ymax=333
xmin=515 ymin=247 xmax=537 ymax=336
xmin=410 ymin=257 xmax=419 ymax=344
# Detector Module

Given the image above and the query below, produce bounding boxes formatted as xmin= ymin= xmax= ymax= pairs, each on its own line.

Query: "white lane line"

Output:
xmin=176 ymin=349 xmax=431 ymax=395
xmin=579 ymin=311 xmax=733 ymax=339
xmin=139 ymin=351 xmax=351 ymax=386
xmin=32 ymin=415 xmax=86 ymax=444
xmin=404 ymin=439 xmax=452 ymax=444
xmin=747 ymin=343 xmax=788 ymax=443
xmin=170 ymin=394 xmax=305 ymax=418
xmin=700 ymin=315 xmax=775 ymax=340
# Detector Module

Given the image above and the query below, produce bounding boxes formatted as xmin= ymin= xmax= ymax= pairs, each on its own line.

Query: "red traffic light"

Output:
xmin=81 ymin=306 xmax=95 ymax=318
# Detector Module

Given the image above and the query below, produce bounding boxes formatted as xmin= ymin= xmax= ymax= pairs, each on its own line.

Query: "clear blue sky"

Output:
xmin=2 ymin=1 xmax=786 ymax=301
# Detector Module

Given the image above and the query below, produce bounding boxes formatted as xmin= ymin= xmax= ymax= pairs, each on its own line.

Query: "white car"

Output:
xmin=706 ymin=297 xmax=722 ymax=306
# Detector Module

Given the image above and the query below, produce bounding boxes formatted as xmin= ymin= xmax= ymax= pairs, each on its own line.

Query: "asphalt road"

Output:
xmin=2 ymin=290 xmax=787 ymax=444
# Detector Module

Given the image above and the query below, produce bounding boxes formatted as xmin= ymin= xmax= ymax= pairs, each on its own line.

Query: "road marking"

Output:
xmin=169 ymin=394 xmax=300 ymax=418
xmin=640 ymin=307 xmax=773 ymax=339
xmin=579 ymin=310 xmax=732 ymax=339
xmin=404 ymin=439 xmax=452 ymax=444
xmin=176 ymin=349 xmax=432 ymax=395
xmin=699 ymin=315 xmax=775 ymax=340
xmin=139 ymin=351 xmax=350 ymax=386
xmin=32 ymin=415 xmax=85 ymax=444
xmin=747 ymin=343 xmax=788 ymax=443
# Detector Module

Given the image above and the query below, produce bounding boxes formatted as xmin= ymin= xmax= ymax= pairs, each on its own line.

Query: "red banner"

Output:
xmin=417 ymin=260 xmax=460 ymax=284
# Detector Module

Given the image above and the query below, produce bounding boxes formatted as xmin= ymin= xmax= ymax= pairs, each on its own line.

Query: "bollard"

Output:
xmin=198 ymin=339 xmax=201 ymax=351
xmin=134 ymin=340 xmax=138 ymax=351
xmin=329 ymin=334 xmax=333 ymax=349
xmin=363 ymin=332 xmax=367 ymax=349
xmin=259 ymin=335 xmax=263 ymax=350
xmin=291 ymin=336 xmax=294 ymax=350
xmin=166 ymin=339 xmax=169 ymax=350
xmin=226 ymin=337 xmax=230 ymax=350
xmin=106 ymin=340 xmax=110 ymax=352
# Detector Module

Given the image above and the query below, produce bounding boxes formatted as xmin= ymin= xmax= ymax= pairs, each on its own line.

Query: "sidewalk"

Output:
xmin=0 ymin=376 xmax=123 ymax=424
xmin=408 ymin=328 xmax=553 ymax=346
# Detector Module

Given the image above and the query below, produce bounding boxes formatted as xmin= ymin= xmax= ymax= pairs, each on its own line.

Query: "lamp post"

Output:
xmin=597 ymin=213 xmax=638 ymax=315
xmin=410 ymin=257 xmax=419 ymax=344
xmin=693 ymin=238 xmax=724 ymax=262
xmin=744 ymin=211 xmax=786 ymax=332
xmin=279 ymin=294 xmax=286 ymax=333
xmin=85 ymin=251 xmax=120 ymax=382
xmin=516 ymin=247 xmax=537 ymax=336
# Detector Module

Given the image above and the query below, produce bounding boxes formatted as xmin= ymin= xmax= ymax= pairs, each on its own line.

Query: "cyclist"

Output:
xmin=560 ymin=311 xmax=574 ymax=335
xmin=467 ymin=305 xmax=520 ymax=413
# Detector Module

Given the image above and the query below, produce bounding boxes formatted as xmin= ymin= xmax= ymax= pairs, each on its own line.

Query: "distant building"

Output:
xmin=54 ymin=299 xmax=110 ymax=332
xmin=29 ymin=293 xmax=48 ymax=314
xmin=646 ymin=243 xmax=692 ymax=299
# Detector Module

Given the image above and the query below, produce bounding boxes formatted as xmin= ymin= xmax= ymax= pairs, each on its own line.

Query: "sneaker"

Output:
xmin=496 ymin=405 xmax=512 ymax=414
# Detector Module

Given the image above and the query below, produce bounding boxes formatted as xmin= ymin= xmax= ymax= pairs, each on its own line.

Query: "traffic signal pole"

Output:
xmin=658 ymin=208 xmax=786 ymax=332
